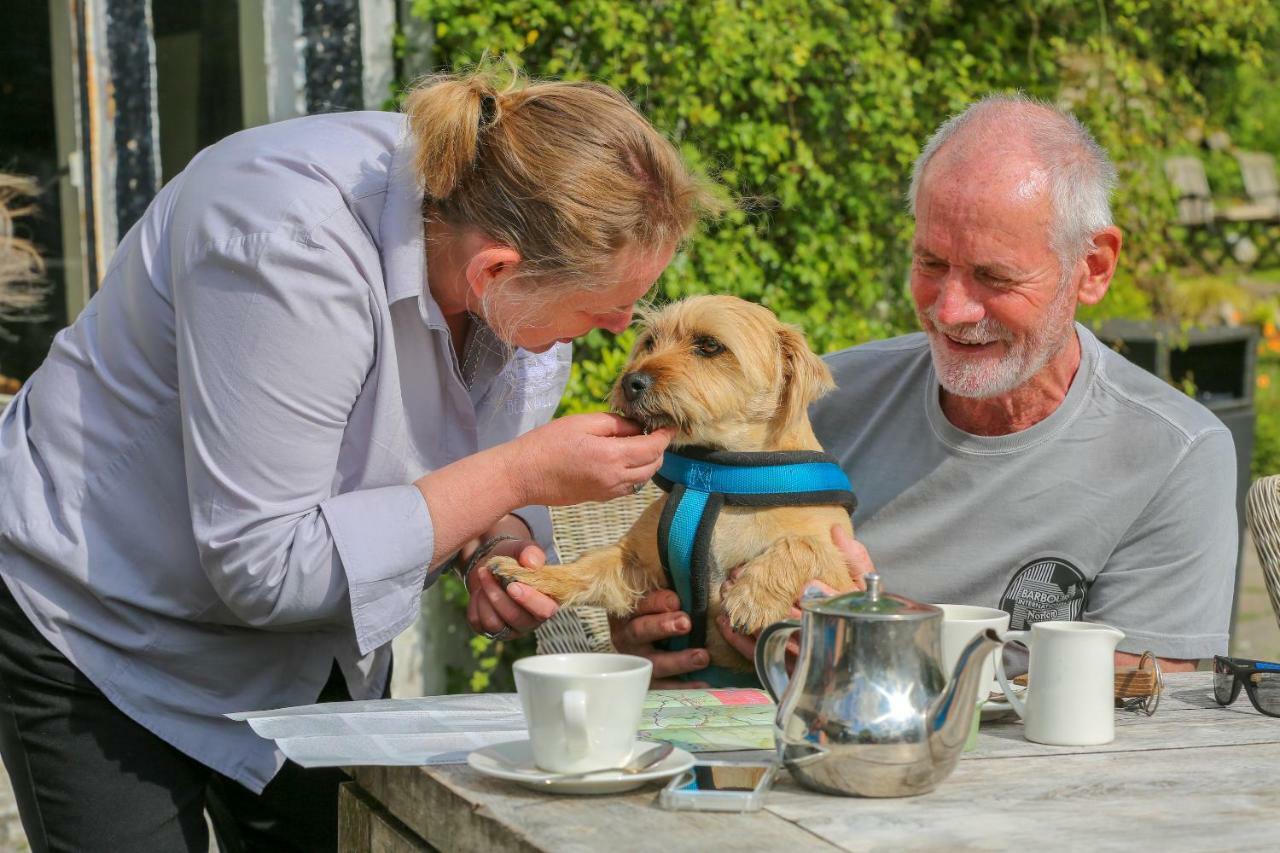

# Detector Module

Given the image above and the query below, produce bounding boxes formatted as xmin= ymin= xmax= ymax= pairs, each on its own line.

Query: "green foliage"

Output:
xmin=404 ymin=0 xmax=1280 ymax=690
xmin=407 ymin=0 xmax=1277 ymax=359
xmin=438 ymin=571 xmax=535 ymax=693
xmin=1255 ymin=361 xmax=1280 ymax=479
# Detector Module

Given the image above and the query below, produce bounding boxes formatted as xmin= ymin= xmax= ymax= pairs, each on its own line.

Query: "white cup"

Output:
xmin=995 ymin=621 xmax=1124 ymax=746
xmin=513 ymin=653 xmax=652 ymax=774
xmin=935 ymin=604 xmax=1010 ymax=698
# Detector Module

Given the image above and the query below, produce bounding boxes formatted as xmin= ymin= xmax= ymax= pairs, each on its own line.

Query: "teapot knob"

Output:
xmin=865 ymin=572 xmax=881 ymax=602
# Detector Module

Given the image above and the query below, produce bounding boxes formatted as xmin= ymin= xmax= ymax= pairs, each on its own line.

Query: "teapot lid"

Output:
xmin=804 ymin=573 xmax=939 ymax=620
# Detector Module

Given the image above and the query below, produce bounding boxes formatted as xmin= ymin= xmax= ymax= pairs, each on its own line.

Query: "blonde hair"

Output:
xmin=403 ymin=62 xmax=722 ymax=291
xmin=0 ymin=173 xmax=45 ymax=322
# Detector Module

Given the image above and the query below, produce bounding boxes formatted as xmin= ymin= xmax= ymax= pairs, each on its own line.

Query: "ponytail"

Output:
xmin=401 ymin=61 xmax=722 ymax=288
xmin=403 ymin=74 xmax=498 ymax=201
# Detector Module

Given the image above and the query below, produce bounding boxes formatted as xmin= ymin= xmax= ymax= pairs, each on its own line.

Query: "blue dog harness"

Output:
xmin=653 ymin=447 xmax=857 ymax=687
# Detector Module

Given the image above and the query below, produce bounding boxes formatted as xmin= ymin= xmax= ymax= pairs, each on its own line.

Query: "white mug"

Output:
xmin=935 ymin=604 xmax=1011 ymax=698
xmin=996 ymin=621 xmax=1124 ymax=746
xmin=513 ymin=653 xmax=652 ymax=774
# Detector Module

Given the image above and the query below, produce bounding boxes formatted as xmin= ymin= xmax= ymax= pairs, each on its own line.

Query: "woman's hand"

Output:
xmin=511 ymin=414 xmax=674 ymax=507
xmin=609 ymin=590 xmax=711 ymax=688
xmin=464 ymin=536 xmax=560 ymax=640
xmin=460 ymin=515 xmax=559 ymax=641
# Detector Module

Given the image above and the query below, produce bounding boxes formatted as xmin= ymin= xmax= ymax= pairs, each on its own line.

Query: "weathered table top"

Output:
xmin=346 ymin=672 xmax=1280 ymax=852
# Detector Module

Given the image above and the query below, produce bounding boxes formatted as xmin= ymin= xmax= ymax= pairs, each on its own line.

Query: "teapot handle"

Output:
xmin=995 ymin=630 xmax=1031 ymax=720
xmin=754 ymin=619 xmax=801 ymax=703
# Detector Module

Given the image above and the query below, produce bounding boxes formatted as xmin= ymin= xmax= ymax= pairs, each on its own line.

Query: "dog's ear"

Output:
xmin=775 ymin=323 xmax=835 ymax=431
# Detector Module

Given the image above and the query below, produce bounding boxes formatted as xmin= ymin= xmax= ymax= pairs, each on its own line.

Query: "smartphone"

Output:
xmin=659 ymin=760 xmax=778 ymax=813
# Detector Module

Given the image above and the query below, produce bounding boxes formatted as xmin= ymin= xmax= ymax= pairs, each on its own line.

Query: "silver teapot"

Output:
xmin=755 ymin=573 xmax=1002 ymax=797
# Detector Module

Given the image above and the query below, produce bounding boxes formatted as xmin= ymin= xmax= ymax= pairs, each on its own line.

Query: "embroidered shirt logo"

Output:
xmin=502 ymin=353 xmax=569 ymax=413
xmin=1000 ymin=557 xmax=1089 ymax=630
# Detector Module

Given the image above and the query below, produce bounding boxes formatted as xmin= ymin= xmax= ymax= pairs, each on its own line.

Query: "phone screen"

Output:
xmin=680 ymin=764 xmax=771 ymax=792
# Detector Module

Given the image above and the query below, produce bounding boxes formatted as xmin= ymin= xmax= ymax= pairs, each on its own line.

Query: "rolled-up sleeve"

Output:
xmin=174 ymin=233 xmax=432 ymax=652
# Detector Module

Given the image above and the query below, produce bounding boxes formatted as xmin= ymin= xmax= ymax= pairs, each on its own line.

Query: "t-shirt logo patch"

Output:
xmin=1000 ymin=557 xmax=1089 ymax=630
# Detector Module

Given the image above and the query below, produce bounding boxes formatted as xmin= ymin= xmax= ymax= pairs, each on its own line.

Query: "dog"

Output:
xmin=490 ymin=295 xmax=858 ymax=671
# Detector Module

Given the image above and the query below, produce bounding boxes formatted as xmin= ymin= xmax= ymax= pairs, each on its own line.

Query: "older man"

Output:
xmin=614 ymin=94 xmax=1237 ymax=682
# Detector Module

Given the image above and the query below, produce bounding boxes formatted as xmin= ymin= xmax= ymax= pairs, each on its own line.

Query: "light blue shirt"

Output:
xmin=0 ymin=111 xmax=569 ymax=791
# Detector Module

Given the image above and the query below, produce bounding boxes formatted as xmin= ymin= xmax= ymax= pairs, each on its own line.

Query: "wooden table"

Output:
xmin=339 ymin=672 xmax=1280 ymax=852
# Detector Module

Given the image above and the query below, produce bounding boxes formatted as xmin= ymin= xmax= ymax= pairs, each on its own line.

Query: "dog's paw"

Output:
xmin=720 ymin=579 xmax=794 ymax=636
xmin=483 ymin=556 xmax=575 ymax=604
xmin=484 ymin=555 xmax=531 ymax=586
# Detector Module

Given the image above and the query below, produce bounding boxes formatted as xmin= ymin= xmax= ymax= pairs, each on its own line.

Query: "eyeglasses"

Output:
xmin=1213 ymin=656 xmax=1280 ymax=717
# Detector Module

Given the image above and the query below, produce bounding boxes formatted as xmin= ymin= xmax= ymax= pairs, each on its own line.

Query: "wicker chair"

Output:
xmin=534 ymin=483 xmax=664 ymax=655
xmin=1246 ymin=475 xmax=1280 ymax=632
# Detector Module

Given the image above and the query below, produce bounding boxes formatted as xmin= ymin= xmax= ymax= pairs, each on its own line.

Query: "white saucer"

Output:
xmin=981 ymin=681 xmax=1025 ymax=721
xmin=468 ymin=738 xmax=695 ymax=795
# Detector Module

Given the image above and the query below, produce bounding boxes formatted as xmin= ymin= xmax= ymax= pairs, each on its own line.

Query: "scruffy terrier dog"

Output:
xmin=491 ymin=295 xmax=857 ymax=671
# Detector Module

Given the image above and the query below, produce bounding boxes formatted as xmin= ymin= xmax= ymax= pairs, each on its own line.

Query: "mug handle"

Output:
xmin=755 ymin=619 xmax=801 ymax=703
xmin=995 ymin=630 xmax=1031 ymax=720
xmin=563 ymin=689 xmax=589 ymax=758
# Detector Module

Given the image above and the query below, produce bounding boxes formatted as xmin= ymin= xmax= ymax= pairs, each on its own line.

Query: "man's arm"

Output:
xmin=1116 ymin=651 xmax=1197 ymax=673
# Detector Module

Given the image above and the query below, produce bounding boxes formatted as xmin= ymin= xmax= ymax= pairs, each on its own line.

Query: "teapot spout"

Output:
xmin=927 ymin=628 xmax=1003 ymax=764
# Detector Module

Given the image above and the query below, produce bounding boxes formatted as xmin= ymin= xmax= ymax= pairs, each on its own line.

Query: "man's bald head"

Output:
xmin=907 ymin=95 xmax=1118 ymax=278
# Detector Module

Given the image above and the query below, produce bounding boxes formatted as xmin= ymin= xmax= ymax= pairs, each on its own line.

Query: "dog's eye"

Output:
xmin=638 ymin=335 xmax=655 ymax=352
xmin=693 ymin=336 xmax=724 ymax=357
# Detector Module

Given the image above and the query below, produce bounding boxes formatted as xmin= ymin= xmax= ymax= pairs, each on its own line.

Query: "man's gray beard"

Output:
xmin=921 ymin=284 xmax=1077 ymax=400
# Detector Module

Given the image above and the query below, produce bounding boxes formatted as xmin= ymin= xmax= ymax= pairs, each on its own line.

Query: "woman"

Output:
xmin=0 ymin=67 xmax=716 ymax=851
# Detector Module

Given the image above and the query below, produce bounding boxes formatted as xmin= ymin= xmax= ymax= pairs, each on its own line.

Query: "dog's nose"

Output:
xmin=621 ymin=371 xmax=654 ymax=402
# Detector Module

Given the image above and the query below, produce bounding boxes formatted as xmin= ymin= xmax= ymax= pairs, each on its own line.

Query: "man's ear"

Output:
xmin=1078 ymin=226 xmax=1123 ymax=306
xmin=774 ymin=323 xmax=835 ymax=434
xmin=464 ymin=245 xmax=523 ymax=301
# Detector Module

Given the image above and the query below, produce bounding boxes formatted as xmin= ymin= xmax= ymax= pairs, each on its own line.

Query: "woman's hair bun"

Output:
xmin=403 ymin=70 xmax=505 ymax=200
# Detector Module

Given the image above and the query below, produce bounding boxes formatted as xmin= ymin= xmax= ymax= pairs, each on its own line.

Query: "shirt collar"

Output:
xmin=380 ymin=128 xmax=431 ymax=308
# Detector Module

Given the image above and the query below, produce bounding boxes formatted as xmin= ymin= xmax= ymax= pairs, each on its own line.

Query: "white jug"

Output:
xmin=996 ymin=620 xmax=1125 ymax=746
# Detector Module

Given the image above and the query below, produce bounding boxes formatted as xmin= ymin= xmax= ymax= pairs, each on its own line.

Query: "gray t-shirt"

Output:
xmin=812 ymin=323 xmax=1237 ymax=659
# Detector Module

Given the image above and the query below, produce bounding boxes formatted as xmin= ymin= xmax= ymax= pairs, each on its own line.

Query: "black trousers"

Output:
xmin=0 ymin=579 xmax=370 ymax=853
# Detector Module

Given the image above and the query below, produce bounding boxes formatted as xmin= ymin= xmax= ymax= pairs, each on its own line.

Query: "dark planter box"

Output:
xmin=1095 ymin=320 xmax=1259 ymax=638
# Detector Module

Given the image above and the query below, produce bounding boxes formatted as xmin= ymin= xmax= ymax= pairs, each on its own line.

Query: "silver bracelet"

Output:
xmin=455 ymin=534 xmax=520 ymax=585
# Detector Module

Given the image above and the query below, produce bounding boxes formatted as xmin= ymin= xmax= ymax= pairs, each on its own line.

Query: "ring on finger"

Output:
xmin=631 ymin=481 xmax=645 ymax=494
xmin=483 ymin=626 xmax=514 ymax=642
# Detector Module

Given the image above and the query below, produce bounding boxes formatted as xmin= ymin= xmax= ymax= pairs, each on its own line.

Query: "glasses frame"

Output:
xmin=1213 ymin=655 xmax=1280 ymax=718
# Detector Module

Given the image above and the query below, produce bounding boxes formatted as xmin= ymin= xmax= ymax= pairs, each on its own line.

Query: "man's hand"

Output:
xmin=831 ymin=524 xmax=875 ymax=588
xmin=609 ymin=589 xmax=711 ymax=688
xmin=1116 ymin=651 xmax=1197 ymax=673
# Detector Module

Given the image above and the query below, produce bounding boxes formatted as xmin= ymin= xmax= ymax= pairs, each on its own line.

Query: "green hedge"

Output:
xmin=408 ymin=0 xmax=1278 ymax=411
